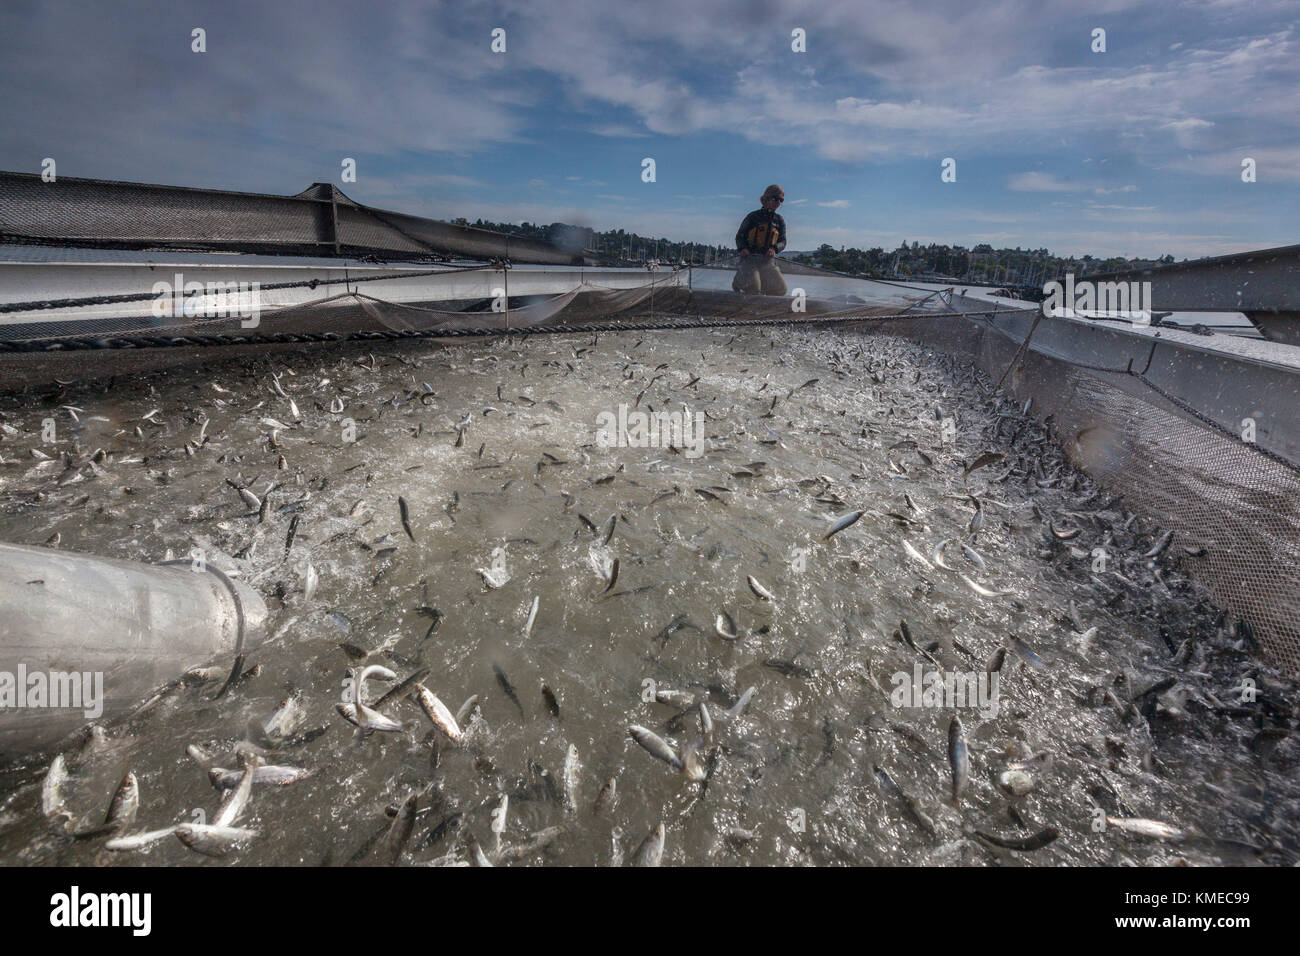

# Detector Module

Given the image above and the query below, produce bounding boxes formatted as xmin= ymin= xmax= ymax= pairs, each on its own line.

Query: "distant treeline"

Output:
xmin=795 ymin=242 xmax=1179 ymax=285
xmin=457 ymin=218 xmax=732 ymax=265
xmin=456 ymin=218 xmax=1177 ymax=282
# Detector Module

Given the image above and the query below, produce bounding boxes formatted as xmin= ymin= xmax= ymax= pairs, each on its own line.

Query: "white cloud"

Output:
xmin=817 ymin=199 xmax=851 ymax=208
xmin=1007 ymin=172 xmax=1087 ymax=192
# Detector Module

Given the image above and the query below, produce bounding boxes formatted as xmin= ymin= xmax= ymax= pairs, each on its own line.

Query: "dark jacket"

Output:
xmin=735 ymin=208 xmax=786 ymax=254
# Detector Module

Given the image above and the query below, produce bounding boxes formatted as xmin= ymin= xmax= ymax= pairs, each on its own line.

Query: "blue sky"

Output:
xmin=0 ymin=0 xmax=1296 ymax=259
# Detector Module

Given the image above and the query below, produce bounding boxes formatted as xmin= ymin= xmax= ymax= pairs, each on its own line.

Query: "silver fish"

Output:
xmin=727 ymin=686 xmax=756 ymax=720
xmin=104 ymin=772 xmax=139 ymax=831
xmin=412 ymin=684 xmax=462 ymax=741
xmin=337 ymin=701 xmax=404 ymax=733
xmin=632 ymin=823 xmax=665 ymax=866
xmin=746 ymin=575 xmax=774 ymax=601
xmin=959 ymin=543 xmax=986 ymax=571
xmin=932 ymin=538 xmax=959 ymax=572
xmin=714 ymin=612 xmax=740 ymax=640
xmin=524 ymin=596 xmax=539 ymax=638
xmin=654 ymin=689 xmax=697 ymax=709
xmin=174 ymin=823 xmax=260 ymax=856
xmin=208 ymin=765 xmax=314 ymax=789
xmin=629 ymin=725 xmax=684 ymax=770
xmin=262 ymin=693 xmax=305 ymax=742
xmin=948 ymin=716 xmax=968 ymax=807
xmin=386 ymin=793 xmax=418 ymax=865
xmin=903 ymin=539 xmax=933 ymax=569
xmin=455 ymin=695 xmax=481 ymax=726
xmin=960 ymin=574 xmax=1011 ymax=598
xmin=214 ymin=754 xmax=260 ymax=828
xmin=1105 ymin=816 xmax=1188 ymax=841
xmin=593 ymin=777 xmax=617 ymax=815
xmin=105 ymin=827 xmax=178 ymax=852
xmin=41 ymin=754 xmax=70 ymax=826
xmin=825 ymin=510 xmax=864 ymax=540
xmin=562 ymin=744 xmax=581 ymax=812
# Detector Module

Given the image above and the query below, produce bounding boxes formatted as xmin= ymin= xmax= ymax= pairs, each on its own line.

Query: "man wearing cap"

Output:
xmin=732 ymin=185 xmax=788 ymax=296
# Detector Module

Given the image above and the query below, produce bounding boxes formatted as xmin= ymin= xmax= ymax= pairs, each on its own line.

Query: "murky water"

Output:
xmin=0 ymin=325 xmax=1295 ymax=866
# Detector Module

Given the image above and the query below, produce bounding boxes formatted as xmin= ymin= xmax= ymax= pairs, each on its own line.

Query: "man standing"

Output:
xmin=732 ymin=185 xmax=788 ymax=295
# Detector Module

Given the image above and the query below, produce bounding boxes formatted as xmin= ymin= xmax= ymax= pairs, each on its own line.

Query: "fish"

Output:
xmin=336 ymin=701 xmax=405 ymax=733
xmin=214 ymin=754 xmax=261 ymax=828
xmin=467 ymin=830 xmax=495 ymax=867
xmin=762 ymin=658 xmax=813 ymax=678
xmin=104 ymin=772 xmax=139 ymax=832
xmin=1104 ymin=817 xmax=1188 ymax=841
xmin=261 ymin=693 xmax=305 ymax=742
xmin=386 ymin=794 xmax=418 ymax=865
xmin=398 ymin=496 xmax=415 ymax=541
xmin=541 ymin=682 xmax=561 ymax=719
xmin=825 ymin=510 xmax=864 ymax=539
xmin=959 ymin=543 xmax=986 ymax=571
xmin=948 ymin=716 xmax=968 ymax=808
xmin=562 ymin=744 xmax=581 ymax=812
xmin=1142 ymin=530 xmax=1173 ymax=560
xmin=746 ymin=575 xmax=774 ymax=601
xmin=455 ymin=695 xmax=481 ymax=726
xmin=303 ymin=563 xmax=318 ymax=603
xmin=873 ymin=764 xmax=936 ymax=835
xmin=499 ymin=825 xmax=566 ymax=862
xmin=105 ymin=827 xmax=179 ymax=852
xmin=604 ymin=557 xmax=619 ymax=593
xmin=42 ymin=754 xmax=71 ymax=826
xmin=963 ymin=452 xmax=1004 ymax=478
xmin=932 ymin=538 xmax=959 ymax=572
xmin=714 ymin=611 xmax=740 ymax=640
xmin=174 ymin=823 xmax=260 ymax=857
xmin=208 ymin=765 xmax=314 ymax=788
xmin=494 ymin=664 xmax=526 ymax=717
xmin=654 ymin=688 xmax=697 ymax=709
xmin=974 ymin=827 xmax=1059 ymax=851
xmin=524 ymin=596 xmax=539 ymax=638
xmin=412 ymin=685 xmax=463 ymax=741
xmin=629 ymin=725 xmax=684 ymax=770
xmin=996 ymin=769 xmax=1034 ymax=796
xmin=593 ymin=778 xmax=617 ymax=814
xmin=1012 ymin=635 xmax=1045 ymax=669
xmin=959 ymin=574 xmax=1010 ymax=598
xmin=726 ymin=687 xmax=756 ymax=720
xmin=371 ymin=666 xmax=432 ymax=709
xmin=903 ymin=539 xmax=933 ymax=569
xmin=492 ymin=794 xmax=509 ymax=855
xmin=632 ymin=823 xmax=665 ymax=866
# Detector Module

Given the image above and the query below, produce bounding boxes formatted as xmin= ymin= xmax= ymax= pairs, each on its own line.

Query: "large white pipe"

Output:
xmin=0 ymin=543 xmax=265 ymax=757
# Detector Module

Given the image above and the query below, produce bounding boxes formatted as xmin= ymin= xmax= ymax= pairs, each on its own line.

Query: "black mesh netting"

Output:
xmin=859 ymin=311 xmax=1300 ymax=674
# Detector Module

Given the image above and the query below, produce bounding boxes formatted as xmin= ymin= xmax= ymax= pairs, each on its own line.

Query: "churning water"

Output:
xmin=0 ymin=325 xmax=1295 ymax=865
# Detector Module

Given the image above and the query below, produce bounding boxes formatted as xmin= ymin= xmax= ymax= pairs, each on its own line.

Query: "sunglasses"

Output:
xmin=766 ymin=196 xmax=784 ymax=203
